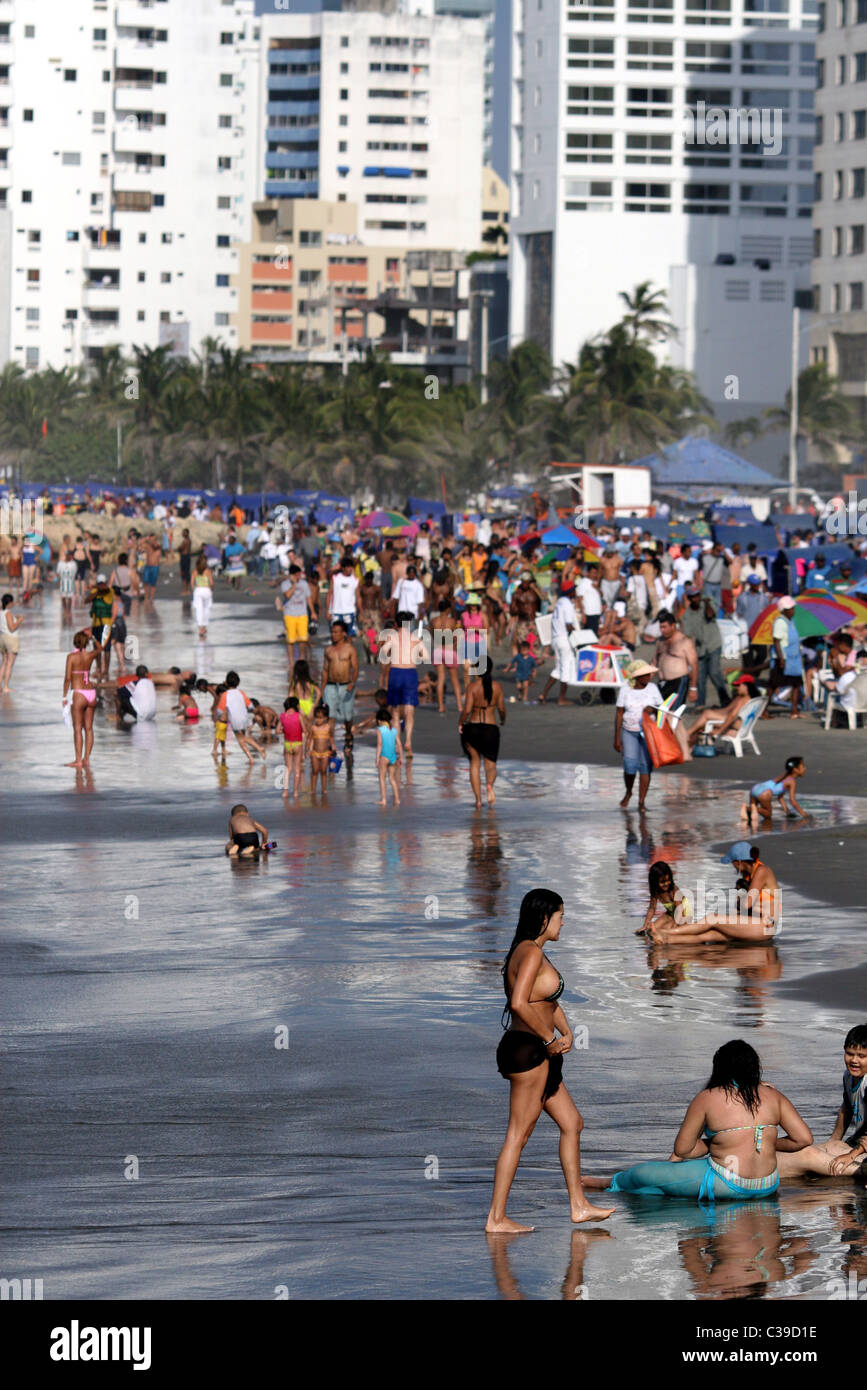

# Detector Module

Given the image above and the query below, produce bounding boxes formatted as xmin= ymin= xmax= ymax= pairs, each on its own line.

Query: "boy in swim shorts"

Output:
xmin=503 ymin=640 xmax=537 ymax=701
xmin=225 ymin=804 xmax=270 ymax=857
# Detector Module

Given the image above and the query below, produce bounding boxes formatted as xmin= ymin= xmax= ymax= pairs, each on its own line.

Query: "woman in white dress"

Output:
xmin=191 ymin=555 xmax=214 ymax=638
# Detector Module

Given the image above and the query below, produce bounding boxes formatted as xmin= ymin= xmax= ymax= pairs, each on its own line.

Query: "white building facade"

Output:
xmin=259 ymin=0 xmax=483 ymax=253
xmin=0 ymin=0 xmax=260 ymax=372
xmin=810 ymin=0 xmax=867 ymax=435
xmin=509 ymin=0 xmax=818 ymax=417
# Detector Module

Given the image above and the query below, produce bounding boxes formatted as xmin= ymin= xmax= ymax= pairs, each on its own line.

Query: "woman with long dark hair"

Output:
xmin=584 ymin=1040 xmax=813 ymax=1202
xmin=459 ymin=656 xmax=506 ymax=810
xmin=486 ymin=889 xmax=614 ymax=1232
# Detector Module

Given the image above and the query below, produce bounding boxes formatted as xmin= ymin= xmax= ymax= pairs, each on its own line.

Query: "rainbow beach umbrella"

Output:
xmin=748 ymin=595 xmax=854 ymax=644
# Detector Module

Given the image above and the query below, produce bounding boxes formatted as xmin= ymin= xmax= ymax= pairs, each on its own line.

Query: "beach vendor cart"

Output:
xmin=535 ymin=612 xmax=631 ymax=704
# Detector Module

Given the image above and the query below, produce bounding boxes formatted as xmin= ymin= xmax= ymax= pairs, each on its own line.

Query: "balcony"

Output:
xmin=251 ymin=290 xmax=293 ymax=311
xmin=327 ymin=264 xmax=368 ymax=284
xmin=115 ymin=68 xmax=158 ymax=90
xmin=252 ymin=321 xmax=294 ymax=343
xmin=114 ymin=189 xmax=153 ymax=212
xmin=252 ymin=259 xmax=292 ymax=282
xmin=265 ymin=178 xmax=318 ymax=198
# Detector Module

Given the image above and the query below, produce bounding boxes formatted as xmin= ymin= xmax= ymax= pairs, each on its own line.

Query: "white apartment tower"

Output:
xmin=509 ymin=0 xmax=819 ymax=415
xmin=810 ymin=0 xmax=867 ymax=433
xmin=0 ymin=0 xmax=260 ymax=372
xmin=259 ymin=0 xmax=483 ymax=252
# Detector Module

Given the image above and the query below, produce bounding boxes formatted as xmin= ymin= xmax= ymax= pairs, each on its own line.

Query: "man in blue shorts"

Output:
xmin=384 ymin=611 xmax=424 ymax=759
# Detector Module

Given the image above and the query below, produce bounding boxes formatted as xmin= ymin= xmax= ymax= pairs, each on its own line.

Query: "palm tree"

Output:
xmin=618 ymin=282 xmax=676 ymax=344
xmin=762 ymin=362 xmax=858 ymax=464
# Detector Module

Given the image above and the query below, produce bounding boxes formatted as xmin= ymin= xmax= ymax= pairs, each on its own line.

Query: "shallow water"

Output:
xmin=1 ymin=592 xmax=866 ymax=1300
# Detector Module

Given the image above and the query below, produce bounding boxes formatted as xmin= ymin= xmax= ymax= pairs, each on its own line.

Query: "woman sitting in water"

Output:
xmin=584 ymin=1040 xmax=813 ymax=1203
xmin=648 ymin=842 xmax=779 ymax=946
xmin=486 ymin=889 xmax=614 ymax=1233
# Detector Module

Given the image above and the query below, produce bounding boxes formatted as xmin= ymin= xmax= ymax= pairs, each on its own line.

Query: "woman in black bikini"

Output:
xmin=459 ymin=656 xmax=506 ymax=810
xmin=486 ymin=889 xmax=614 ymax=1233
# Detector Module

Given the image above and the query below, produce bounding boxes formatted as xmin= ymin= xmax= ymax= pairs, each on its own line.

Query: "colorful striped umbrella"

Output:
xmin=356 ymin=508 xmax=411 ymax=529
xmin=748 ymin=595 xmax=854 ymax=643
xmin=826 ymin=589 xmax=867 ymax=624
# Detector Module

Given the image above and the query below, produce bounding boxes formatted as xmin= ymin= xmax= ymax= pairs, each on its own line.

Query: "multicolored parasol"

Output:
xmin=748 ymin=595 xmax=854 ymax=643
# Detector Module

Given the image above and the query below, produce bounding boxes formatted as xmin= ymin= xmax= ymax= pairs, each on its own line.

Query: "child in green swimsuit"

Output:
xmin=637 ymin=860 xmax=692 ymax=935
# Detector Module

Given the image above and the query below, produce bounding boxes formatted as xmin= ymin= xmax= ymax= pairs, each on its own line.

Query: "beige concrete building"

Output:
xmin=481 ymin=164 xmax=509 ymax=249
xmin=234 ymin=197 xmax=470 ymax=374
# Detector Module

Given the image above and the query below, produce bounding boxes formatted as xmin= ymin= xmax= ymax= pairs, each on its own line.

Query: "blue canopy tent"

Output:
xmin=626 ymin=435 xmax=781 ymax=490
xmin=710 ymin=504 xmax=760 ymax=524
xmin=406 ymin=496 xmax=446 ymax=517
xmin=771 ymin=543 xmax=858 ymax=595
xmin=770 ymin=513 xmax=823 ymax=540
xmin=711 ymin=523 xmax=778 ymax=554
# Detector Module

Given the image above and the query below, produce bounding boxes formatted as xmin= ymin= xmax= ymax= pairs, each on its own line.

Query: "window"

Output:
xmin=836 ymin=112 xmax=846 ymax=142
xmin=160 ymin=312 xmax=170 ymax=323
xmin=628 ymin=39 xmax=674 ymax=69
xmin=138 ymin=271 xmax=146 ymax=283
xmin=215 ymin=312 xmax=230 ymax=326
xmin=26 ymin=267 xmax=39 ymax=281
xmin=340 ymin=89 xmax=348 ymax=100
xmin=835 ymin=169 xmax=844 ymax=199
xmin=832 ymin=283 xmax=842 ymax=312
xmin=25 ymin=348 xmax=39 ymax=369
xmin=220 ymin=32 xmax=233 ymax=45
xmin=217 ymin=196 xmax=231 ymax=210
xmin=566 ymin=131 xmax=614 ymax=162
xmin=219 ymin=73 xmax=233 ymax=87
xmin=65 ymin=310 xmax=77 ymax=321
xmin=93 ymin=28 xmax=107 ymax=41
xmin=216 ymin=234 xmax=230 ymax=248
xmin=855 ymin=111 xmax=867 ymax=139
xmin=569 ymin=37 xmax=615 ymax=67
xmin=852 ymin=283 xmax=865 ymax=310
xmin=341 ymin=36 xmax=349 ymax=48
xmin=93 ymin=111 xmax=106 ymax=129
xmin=338 ymin=140 xmax=347 ymax=152
xmin=625 ymin=132 xmax=671 ymax=163
xmin=161 ymin=232 xmax=172 ymax=244
xmin=24 ymin=24 xmax=35 ymax=37
xmin=340 ymin=63 xmax=348 ymax=74
xmin=23 ymin=109 xmax=33 ymax=121
xmin=153 ymin=194 xmax=165 ymax=206
xmin=814 ymin=228 xmax=821 ymax=256
xmin=852 ymin=225 xmax=865 ymax=254
xmin=160 ymin=272 xmax=171 ymax=283
xmin=814 ymin=172 xmax=823 ymax=200
xmin=26 ymin=307 xmax=39 ymax=322
xmin=625 ymin=181 xmax=672 ymax=211
xmin=139 ymin=232 xmax=147 ymax=244
xmin=563 ymin=179 xmax=613 ymax=211
xmin=61 ymin=152 xmax=81 ymax=166
xmin=67 ymin=230 xmax=79 ymax=242
xmin=833 ymin=226 xmax=843 ymax=256
xmin=22 ymin=190 xmax=32 ymax=202
xmin=27 ymin=230 xmax=40 ymax=244
xmin=218 ymin=156 xmax=231 ymax=171
xmin=138 ymin=311 xmax=145 ymax=322
xmin=854 ymin=168 xmax=866 ymax=197
xmin=216 ymin=274 xmax=229 ymax=287
xmin=299 ymin=230 xmax=322 ymax=246
xmin=857 ymin=53 xmax=867 ymax=82
xmin=566 ymin=85 xmax=615 ymax=116
xmin=218 ymin=114 xmax=232 ymax=129
xmin=339 ymin=114 xmax=348 ymax=126
xmin=64 ymin=69 xmax=76 ymax=82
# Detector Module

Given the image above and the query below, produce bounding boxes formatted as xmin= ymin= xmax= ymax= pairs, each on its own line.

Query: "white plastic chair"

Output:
xmin=704 ymin=696 xmax=766 ymax=757
xmin=823 ymin=672 xmax=867 ymax=729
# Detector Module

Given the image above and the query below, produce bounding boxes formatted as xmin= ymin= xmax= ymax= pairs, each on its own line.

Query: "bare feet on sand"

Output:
xmin=485 ymin=1216 xmax=535 ymax=1234
xmin=571 ymin=1201 xmax=615 ymax=1223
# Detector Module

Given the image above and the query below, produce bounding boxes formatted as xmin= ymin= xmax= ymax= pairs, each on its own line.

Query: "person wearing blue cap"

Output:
xmin=647 ymin=842 xmax=780 ymax=944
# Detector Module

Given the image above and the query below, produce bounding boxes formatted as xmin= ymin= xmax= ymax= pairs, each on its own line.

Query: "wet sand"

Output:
xmin=2 ymin=585 xmax=865 ymax=1300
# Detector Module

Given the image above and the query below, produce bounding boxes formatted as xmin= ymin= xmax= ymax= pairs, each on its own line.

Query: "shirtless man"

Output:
xmin=142 ymin=533 xmax=162 ymax=603
xmin=508 ymin=571 xmax=543 ymax=655
xmin=654 ymin=609 xmax=699 ymax=707
xmin=599 ymin=548 xmax=623 ymax=610
xmin=429 ymin=556 xmax=455 ymax=612
xmin=379 ymin=615 xmax=426 ymax=757
xmin=322 ymin=619 xmax=359 ymax=752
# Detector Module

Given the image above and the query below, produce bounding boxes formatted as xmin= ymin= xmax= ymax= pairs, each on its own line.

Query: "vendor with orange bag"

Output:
xmin=613 ymin=659 xmax=663 ymax=810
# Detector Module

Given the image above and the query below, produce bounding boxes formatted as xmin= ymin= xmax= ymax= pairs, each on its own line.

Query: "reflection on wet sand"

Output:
xmin=678 ymin=1201 xmax=816 ymax=1300
xmin=646 ymin=943 xmax=783 ymax=1015
xmin=487 ymin=1228 xmax=613 ymax=1302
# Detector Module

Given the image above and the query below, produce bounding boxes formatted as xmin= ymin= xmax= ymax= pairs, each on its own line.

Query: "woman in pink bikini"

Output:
xmin=62 ymin=630 xmax=99 ymax=767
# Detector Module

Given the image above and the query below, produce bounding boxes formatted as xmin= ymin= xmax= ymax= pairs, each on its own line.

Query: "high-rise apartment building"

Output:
xmin=0 ymin=0 xmax=259 ymax=371
xmin=435 ymin=0 xmax=496 ymax=166
xmin=509 ymin=0 xmax=818 ymax=421
xmin=810 ymin=0 xmax=867 ymax=436
xmin=259 ymin=0 xmax=484 ymax=252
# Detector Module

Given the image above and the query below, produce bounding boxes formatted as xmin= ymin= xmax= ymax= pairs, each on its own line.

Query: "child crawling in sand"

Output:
xmin=225 ymin=804 xmax=272 ymax=857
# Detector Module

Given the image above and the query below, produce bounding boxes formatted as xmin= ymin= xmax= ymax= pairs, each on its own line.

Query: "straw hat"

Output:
xmin=623 ymin=658 xmax=658 ymax=685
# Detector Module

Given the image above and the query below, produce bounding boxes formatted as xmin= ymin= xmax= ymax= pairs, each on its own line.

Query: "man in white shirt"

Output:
xmin=393 ymin=564 xmax=425 ymax=619
xmin=117 ymin=664 xmax=157 ymax=721
xmin=540 ymin=589 xmax=578 ymax=702
xmin=574 ymin=562 xmax=602 ymax=635
xmin=329 ymin=557 xmax=360 ymax=636
xmin=673 ymin=544 xmax=699 ymax=598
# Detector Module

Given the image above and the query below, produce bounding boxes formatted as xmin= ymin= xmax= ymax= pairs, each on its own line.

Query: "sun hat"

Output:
xmin=720 ymin=841 xmax=754 ymax=864
xmin=623 ymin=658 xmax=658 ymax=684
xmin=97 ymin=572 xmax=107 ymax=583
xmin=777 ymin=595 xmax=795 ymax=610
xmin=465 ymin=592 xmax=482 ymax=606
